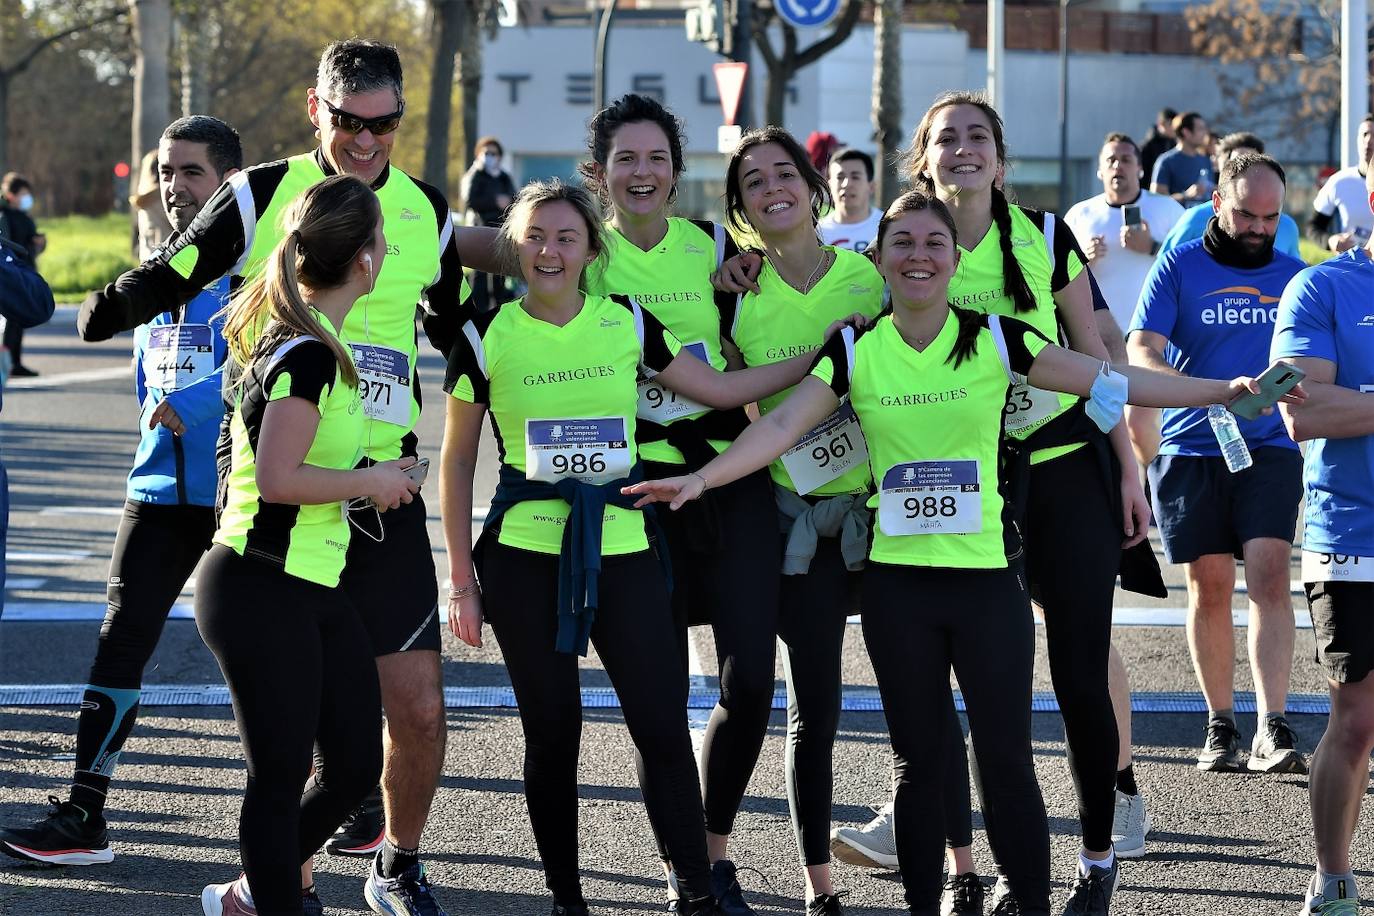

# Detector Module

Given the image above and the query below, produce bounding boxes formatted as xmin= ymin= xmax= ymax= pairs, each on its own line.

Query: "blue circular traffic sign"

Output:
xmin=776 ymin=0 xmax=840 ymax=28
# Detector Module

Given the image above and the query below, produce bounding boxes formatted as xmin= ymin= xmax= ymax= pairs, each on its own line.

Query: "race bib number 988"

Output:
xmin=878 ymin=459 xmax=982 ymax=537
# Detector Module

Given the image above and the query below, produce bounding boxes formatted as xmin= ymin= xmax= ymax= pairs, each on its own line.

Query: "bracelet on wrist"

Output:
xmin=688 ymin=471 xmax=708 ymax=494
xmin=448 ymin=581 xmax=481 ymax=601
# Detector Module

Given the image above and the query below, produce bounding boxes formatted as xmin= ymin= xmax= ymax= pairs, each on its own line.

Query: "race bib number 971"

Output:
xmin=349 ymin=344 xmax=412 ymax=427
xmin=878 ymin=459 xmax=982 ymax=537
xmin=525 ymin=417 xmax=632 ymax=485
xmin=636 ymin=341 xmax=711 ymax=422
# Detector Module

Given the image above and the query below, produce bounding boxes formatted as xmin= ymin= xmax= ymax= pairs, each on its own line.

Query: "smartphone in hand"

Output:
xmin=1230 ymin=362 xmax=1305 ymax=421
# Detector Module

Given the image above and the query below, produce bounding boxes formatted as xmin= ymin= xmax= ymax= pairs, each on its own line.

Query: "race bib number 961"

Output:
xmin=525 ymin=417 xmax=632 ymax=484
xmin=780 ymin=404 xmax=869 ymax=495
xmin=878 ymin=459 xmax=982 ymax=537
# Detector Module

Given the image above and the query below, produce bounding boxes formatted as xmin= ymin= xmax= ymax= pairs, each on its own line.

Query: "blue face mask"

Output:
xmin=1085 ymin=362 xmax=1129 ymax=434
xmin=16 ymin=193 xmax=32 ymax=212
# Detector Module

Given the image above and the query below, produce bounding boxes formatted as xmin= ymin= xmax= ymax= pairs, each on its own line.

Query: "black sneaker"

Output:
xmin=303 ymin=888 xmax=325 ymax=916
xmin=327 ymin=786 xmax=385 ymax=856
xmin=1196 ymin=717 xmax=1243 ymax=772
xmin=1249 ymin=716 xmax=1308 ymax=774
xmin=710 ymin=860 xmax=755 ymax=916
xmin=942 ymin=872 xmax=986 ymax=915
xmin=0 ymin=796 xmax=113 ymax=865
xmin=808 ymin=893 xmax=844 ymax=915
xmin=1060 ymin=860 xmax=1119 ymax=916
xmin=989 ymin=898 xmax=1022 ymax=916
xmin=9 ymin=364 xmax=37 ymax=378
xmin=680 ymin=897 xmax=726 ymax=916
xmin=550 ymin=904 xmax=590 ymax=916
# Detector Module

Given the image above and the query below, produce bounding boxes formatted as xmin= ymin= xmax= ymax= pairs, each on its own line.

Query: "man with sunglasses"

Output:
xmin=77 ymin=39 xmax=467 ymax=916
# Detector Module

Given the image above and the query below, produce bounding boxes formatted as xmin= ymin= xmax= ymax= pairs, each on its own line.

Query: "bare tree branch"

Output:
xmin=4 ymin=6 xmax=126 ymax=78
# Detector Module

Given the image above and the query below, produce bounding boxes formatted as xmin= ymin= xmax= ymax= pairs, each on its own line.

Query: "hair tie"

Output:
xmin=290 ymin=228 xmax=308 ymax=257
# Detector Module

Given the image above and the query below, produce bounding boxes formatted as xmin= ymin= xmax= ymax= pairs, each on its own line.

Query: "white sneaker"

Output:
xmin=1110 ymin=790 xmax=1150 ymax=859
xmin=829 ymin=802 xmax=898 ymax=870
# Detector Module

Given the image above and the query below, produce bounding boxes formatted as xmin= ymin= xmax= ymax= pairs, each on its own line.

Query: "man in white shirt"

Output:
xmin=1308 ymin=114 xmax=1374 ymax=253
xmin=818 ymin=148 xmax=882 ymax=252
xmin=1066 ymin=133 xmax=1184 ymax=331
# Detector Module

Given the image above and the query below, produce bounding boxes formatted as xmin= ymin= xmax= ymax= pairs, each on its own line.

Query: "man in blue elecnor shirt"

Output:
xmin=1129 ymin=152 xmax=1307 ymax=777
xmin=0 ymin=116 xmax=240 ymax=868
xmin=1157 ymin=132 xmax=1301 ymax=259
xmin=1274 ymin=159 xmax=1374 ymax=916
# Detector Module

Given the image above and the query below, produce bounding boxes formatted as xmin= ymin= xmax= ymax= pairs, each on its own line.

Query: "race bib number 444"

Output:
xmin=878 ymin=459 xmax=982 ymax=536
xmin=525 ymin=417 xmax=632 ymax=484
xmin=780 ymin=404 xmax=869 ymax=495
xmin=143 ymin=324 xmax=215 ymax=391
xmin=349 ymin=344 xmax=412 ymax=427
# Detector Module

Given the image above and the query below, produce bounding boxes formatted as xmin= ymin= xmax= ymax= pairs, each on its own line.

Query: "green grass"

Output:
xmin=39 ymin=212 xmax=136 ymax=301
xmin=1300 ymin=238 xmax=1335 ymax=267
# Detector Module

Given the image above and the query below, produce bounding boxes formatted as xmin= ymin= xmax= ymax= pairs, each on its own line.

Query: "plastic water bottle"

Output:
xmin=1207 ymin=404 xmax=1253 ymax=473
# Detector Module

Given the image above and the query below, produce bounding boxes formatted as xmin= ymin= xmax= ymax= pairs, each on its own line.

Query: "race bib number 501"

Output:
xmin=1302 ymin=550 xmax=1374 ymax=584
xmin=878 ymin=459 xmax=982 ymax=536
xmin=525 ymin=417 xmax=632 ymax=484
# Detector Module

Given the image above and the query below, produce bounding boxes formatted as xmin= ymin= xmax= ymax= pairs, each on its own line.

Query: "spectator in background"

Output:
xmin=0 ymin=172 xmax=46 ymax=377
xmin=1140 ymin=107 xmax=1177 ymax=182
xmin=818 ymin=147 xmax=882 ymax=252
xmin=1307 ymin=113 xmax=1374 ymax=253
xmin=132 ymin=150 xmax=173 ymax=261
xmin=1159 ymin=132 xmax=1302 ymax=259
xmin=0 ymin=236 xmax=56 ymax=603
xmin=1065 ymin=132 xmax=1184 ymax=332
xmin=1150 ymin=112 xmax=1214 ymax=206
xmin=460 ymin=135 xmax=516 ymax=312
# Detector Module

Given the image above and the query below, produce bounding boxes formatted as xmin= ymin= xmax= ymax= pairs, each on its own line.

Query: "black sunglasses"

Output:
xmin=318 ymin=96 xmax=405 ymax=136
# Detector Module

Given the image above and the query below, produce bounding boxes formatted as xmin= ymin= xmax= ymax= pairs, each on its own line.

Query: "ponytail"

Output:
xmin=990 ymin=187 xmax=1038 ymax=316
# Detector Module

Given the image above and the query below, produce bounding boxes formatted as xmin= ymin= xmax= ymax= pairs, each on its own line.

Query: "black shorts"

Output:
xmin=1308 ymin=581 xmax=1374 ymax=684
xmin=1148 ymin=446 xmax=1302 ymax=564
xmin=340 ymin=490 xmax=440 ymax=656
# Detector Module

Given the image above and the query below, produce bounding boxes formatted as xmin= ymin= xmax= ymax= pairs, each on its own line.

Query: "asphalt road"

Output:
xmin=0 ymin=308 xmax=1357 ymax=915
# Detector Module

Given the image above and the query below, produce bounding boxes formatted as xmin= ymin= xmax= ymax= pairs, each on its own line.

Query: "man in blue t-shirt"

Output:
xmin=1129 ymin=151 xmax=1306 ymax=777
xmin=1271 ymin=162 xmax=1374 ymax=916
xmin=1150 ymin=111 xmax=1215 ymax=206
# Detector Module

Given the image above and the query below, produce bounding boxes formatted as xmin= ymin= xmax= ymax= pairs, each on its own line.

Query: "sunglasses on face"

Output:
xmin=318 ymin=96 xmax=405 ymax=136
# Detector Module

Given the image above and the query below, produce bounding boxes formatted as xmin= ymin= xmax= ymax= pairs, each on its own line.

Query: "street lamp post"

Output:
xmin=1057 ymin=0 xmax=1072 ymax=212
xmin=594 ymin=0 xmax=618 ymax=112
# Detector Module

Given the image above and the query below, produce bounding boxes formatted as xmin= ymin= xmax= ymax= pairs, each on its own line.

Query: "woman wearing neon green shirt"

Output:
xmin=713 ymin=126 xmax=885 ymax=915
xmin=625 ymin=191 xmax=1272 ymax=916
xmin=439 ymin=180 xmax=837 ymax=916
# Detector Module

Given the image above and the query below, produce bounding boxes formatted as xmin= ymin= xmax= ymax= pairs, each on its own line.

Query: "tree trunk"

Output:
xmin=0 ymin=71 xmax=9 ymax=177
xmin=871 ymin=0 xmax=903 ymax=206
xmin=130 ymin=0 xmax=172 ymax=167
xmin=457 ymin=1 xmax=485 ymax=173
xmin=424 ymin=0 xmax=463 ymax=193
xmin=177 ymin=9 xmax=210 ymax=116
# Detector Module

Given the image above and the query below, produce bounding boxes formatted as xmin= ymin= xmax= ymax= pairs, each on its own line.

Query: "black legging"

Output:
xmin=863 ymin=562 xmax=1049 ymax=916
xmin=72 ymin=501 xmax=215 ymax=811
xmin=1025 ymin=445 xmax=1121 ymax=852
xmin=480 ymin=540 xmax=714 ymax=906
xmin=196 ymin=546 xmax=382 ymax=916
xmin=777 ymin=534 xmax=860 ymax=865
xmin=639 ymin=464 xmax=781 ymax=850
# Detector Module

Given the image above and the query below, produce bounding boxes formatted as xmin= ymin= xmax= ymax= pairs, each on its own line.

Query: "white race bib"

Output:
xmin=1003 ymin=381 xmax=1059 ymax=435
xmin=878 ymin=459 xmax=982 ymax=536
xmin=525 ymin=417 xmax=632 ymax=484
xmin=1302 ymin=550 xmax=1374 ymax=584
xmin=349 ymin=344 xmax=412 ymax=426
xmin=636 ymin=341 xmax=711 ymax=422
xmin=780 ymin=403 xmax=869 ymax=495
xmin=142 ymin=324 xmax=216 ymax=391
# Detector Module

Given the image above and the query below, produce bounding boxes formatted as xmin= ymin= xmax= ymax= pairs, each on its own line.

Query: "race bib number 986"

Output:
xmin=525 ymin=417 xmax=632 ymax=485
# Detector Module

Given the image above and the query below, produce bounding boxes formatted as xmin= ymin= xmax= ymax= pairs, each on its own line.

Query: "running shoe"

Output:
xmin=1302 ymin=878 xmax=1361 ymax=915
xmin=326 ymin=787 xmax=386 ymax=856
xmin=989 ymin=870 xmax=1011 ymax=911
xmin=1110 ymin=790 xmax=1150 ymax=859
xmin=1060 ymin=859 xmax=1119 ymax=916
xmin=302 ymin=888 xmax=324 ymax=916
xmin=989 ymin=896 xmax=1022 ymax=916
xmin=710 ymin=859 xmax=756 ymax=916
xmin=550 ymin=904 xmax=590 ymax=916
xmin=0 ymin=796 xmax=113 ymax=865
xmin=941 ymin=872 xmax=986 ymax=915
xmin=1196 ymin=717 xmax=1243 ymax=772
xmin=364 ymin=856 xmax=449 ymax=915
xmin=829 ymin=803 xmax=898 ymax=870
xmin=808 ymin=893 xmax=844 ymax=914
xmin=1249 ymin=716 xmax=1308 ymax=774
xmin=201 ymin=875 xmax=257 ymax=916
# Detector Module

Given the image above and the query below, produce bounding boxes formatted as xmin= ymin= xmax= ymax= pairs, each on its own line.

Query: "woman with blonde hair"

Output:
xmin=198 ymin=174 xmax=419 ymax=916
